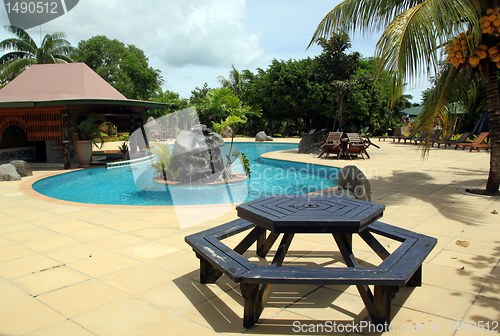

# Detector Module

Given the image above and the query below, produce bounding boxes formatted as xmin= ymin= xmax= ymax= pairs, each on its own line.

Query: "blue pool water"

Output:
xmin=33 ymin=142 xmax=339 ymax=206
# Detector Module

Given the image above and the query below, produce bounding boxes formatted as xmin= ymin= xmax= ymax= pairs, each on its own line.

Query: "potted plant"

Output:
xmin=118 ymin=141 xmax=129 ymax=160
xmin=70 ymin=115 xmax=106 ymax=167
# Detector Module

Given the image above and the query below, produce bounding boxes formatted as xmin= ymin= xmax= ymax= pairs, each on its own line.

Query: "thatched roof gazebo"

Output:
xmin=0 ymin=63 xmax=170 ymax=167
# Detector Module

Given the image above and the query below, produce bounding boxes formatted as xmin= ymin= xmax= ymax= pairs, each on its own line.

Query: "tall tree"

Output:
xmin=311 ymin=1 xmax=500 ymax=194
xmin=313 ymin=33 xmax=363 ymax=130
xmin=217 ymin=64 xmax=246 ymax=96
xmin=0 ymin=25 xmax=75 ymax=81
xmin=75 ymin=35 xmax=162 ymax=101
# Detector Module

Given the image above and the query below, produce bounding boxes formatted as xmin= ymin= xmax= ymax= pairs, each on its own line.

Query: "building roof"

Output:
xmin=400 ymin=105 xmax=423 ymax=117
xmin=0 ymin=63 xmax=169 ymax=109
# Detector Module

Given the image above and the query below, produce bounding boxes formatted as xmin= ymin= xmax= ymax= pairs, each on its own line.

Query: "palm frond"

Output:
xmin=0 ymin=38 xmax=36 ymax=54
xmin=3 ymin=25 xmax=36 ymax=46
xmin=0 ymin=51 xmax=31 ymax=65
xmin=309 ymin=0 xmax=424 ymax=47
xmin=0 ymin=58 xmax=35 ymax=80
xmin=53 ymin=54 xmax=74 ymax=63
xmin=51 ymin=46 xmax=77 ymax=57
xmin=376 ymin=0 xmax=480 ymax=92
xmin=413 ymin=63 xmax=469 ymax=155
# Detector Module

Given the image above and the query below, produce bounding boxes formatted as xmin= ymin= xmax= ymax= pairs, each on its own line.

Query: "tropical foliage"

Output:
xmin=0 ymin=25 xmax=76 ymax=82
xmin=75 ymin=35 xmax=163 ymax=100
xmin=311 ymin=0 xmax=500 ymax=193
xmin=196 ymin=87 xmax=261 ymax=126
xmin=69 ymin=114 xmax=106 ymax=148
xmin=239 ymin=35 xmax=409 ymax=136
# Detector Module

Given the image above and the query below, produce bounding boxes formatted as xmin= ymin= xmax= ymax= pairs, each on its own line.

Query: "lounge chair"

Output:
xmin=393 ymin=128 xmax=419 ymax=143
xmin=376 ymin=127 xmax=400 ymax=141
xmin=437 ymin=132 xmax=471 ymax=148
xmin=426 ymin=129 xmax=442 ymax=147
xmin=414 ymin=129 xmax=442 ymax=146
xmin=345 ymin=133 xmax=370 ymax=159
xmin=318 ymin=132 xmax=343 ymax=159
xmin=411 ymin=130 xmax=429 ymax=145
xmin=455 ymin=132 xmax=490 ymax=151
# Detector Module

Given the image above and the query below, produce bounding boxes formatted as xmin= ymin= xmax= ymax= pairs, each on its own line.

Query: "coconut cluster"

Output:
xmin=446 ymin=8 xmax=500 ymax=69
xmin=481 ymin=7 xmax=500 ymax=35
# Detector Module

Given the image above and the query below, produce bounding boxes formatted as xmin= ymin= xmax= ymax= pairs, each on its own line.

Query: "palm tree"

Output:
xmin=311 ymin=1 xmax=500 ymax=194
xmin=0 ymin=25 xmax=76 ymax=81
xmin=217 ymin=64 xmax=245 ymax=96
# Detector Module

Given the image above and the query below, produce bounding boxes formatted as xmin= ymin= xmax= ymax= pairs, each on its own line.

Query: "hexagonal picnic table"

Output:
xmin=186 ymin=195 xmax=437 ymax=329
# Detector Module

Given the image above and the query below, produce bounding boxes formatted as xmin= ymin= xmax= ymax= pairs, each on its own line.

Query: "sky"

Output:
xmin=0 ymin=0 xmax=430 ymax=103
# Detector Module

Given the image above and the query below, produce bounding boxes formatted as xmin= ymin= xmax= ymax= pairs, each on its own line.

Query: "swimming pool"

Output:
xmin=33 ymin=142 xmax=339 ymax=206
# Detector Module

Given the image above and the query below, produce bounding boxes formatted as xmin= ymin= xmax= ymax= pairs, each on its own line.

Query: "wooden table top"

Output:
xmin=236 ymin=194 xmax=385 ymax=233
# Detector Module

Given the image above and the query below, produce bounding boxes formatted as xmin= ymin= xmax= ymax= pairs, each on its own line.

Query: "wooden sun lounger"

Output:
xmin=318 ymin=132 xmax=343 ymax=159
xmin=411 ymin=130 xmax=429 ymax=145
xmin=455 ymin=132 xmax=490 ymax=152
xmin=437 ymin=132 xmax=471 ymax=148
xmin=376 ymin=127 xmax=401 ymax=141
xmin=393 ymin=128 xmax=419 ymax=143
xmin=414 ymin=129 xmax=442 ymax=146
xmin=346 ymin=133 xmax=370 ymax=159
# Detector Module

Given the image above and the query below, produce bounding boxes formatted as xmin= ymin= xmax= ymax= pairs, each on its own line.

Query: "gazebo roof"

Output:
xmin=400 ymin=105 xmax=423 ymax=117
xmin=0 ymin=63 xmax=169 ymax=109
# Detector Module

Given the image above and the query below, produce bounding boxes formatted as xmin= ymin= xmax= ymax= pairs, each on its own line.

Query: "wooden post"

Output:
xmin=406 ymin=265 xmax=422 ymax=287
xmin=373 ymin=285 xmax=399 ymax=328
xmin=240 ymin=283 xmax=259 ymax=328
xmin=62 ymin=111 xmax=70 ymax=169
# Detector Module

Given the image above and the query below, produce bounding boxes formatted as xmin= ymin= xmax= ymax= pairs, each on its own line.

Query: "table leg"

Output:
xmin=234 ymin=226 xmax=266 ymax=254
xmin=359 ymin=230 xmax=390 ymax=260
xmin=333 ymin=233 xmax=395 ymax=328
xmin=197 ymin=253 xmax=222 ymax=284
xmin=257 ymin=232 xmax=280 ymax=258
xmin=247 ymin=233 xmax=295 ymax=326
xmin=406 ymin=265 xmax=422 ymax=287
xmin=373 ymin=285 xmax=399 ymax=328
xmin=199 ymin=226 xmax=265 ymax=284
xmin=240 ymin=283 xmax=259 ymax=328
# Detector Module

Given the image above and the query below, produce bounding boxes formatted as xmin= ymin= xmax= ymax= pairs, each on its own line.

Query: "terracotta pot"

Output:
xmin=73 ymin=140 xmax=92 ymax=167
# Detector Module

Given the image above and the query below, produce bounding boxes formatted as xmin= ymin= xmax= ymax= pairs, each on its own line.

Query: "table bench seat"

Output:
xmin=185 ymin=218 xmax=436 ymax=328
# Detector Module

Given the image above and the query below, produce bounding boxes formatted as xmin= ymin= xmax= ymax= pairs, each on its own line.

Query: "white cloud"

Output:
xmin=161 ymin=0 xmax=264 ymax=67
xmin=0 ymin=0 xmax=428 ymax=101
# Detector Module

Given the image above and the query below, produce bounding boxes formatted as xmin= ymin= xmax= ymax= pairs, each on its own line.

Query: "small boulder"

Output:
xmin=255 ymin=131 xmax=267 ymax=142
xmin=221 ymin=126 xmax=233 ymax=138
xmin=9 ymin=160 xmax=33 ymax=177
xmin=337 ymin=165 xmax=371 ymax=202
xmin=266 ymin=136 xmax=273 ymax=141
xmin=298 ymin=129 xmax=329 ymax=155
xmin=0 ymin=164 xmax=21 ymax=181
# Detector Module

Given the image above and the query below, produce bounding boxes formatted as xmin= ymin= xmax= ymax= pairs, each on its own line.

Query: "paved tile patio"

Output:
xmin=0 ymin=138 xmax=499 ymax=335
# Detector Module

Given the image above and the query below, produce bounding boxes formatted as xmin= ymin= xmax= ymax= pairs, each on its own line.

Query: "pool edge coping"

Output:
xmin=20 ymin=147 xmax=344 ymax=209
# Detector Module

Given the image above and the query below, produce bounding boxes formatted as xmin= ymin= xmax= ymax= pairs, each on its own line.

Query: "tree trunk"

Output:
xmin=337 ymin=90 xmax=347 ymax=131
xmin=481 ymin=61 xmax=500 ymax=193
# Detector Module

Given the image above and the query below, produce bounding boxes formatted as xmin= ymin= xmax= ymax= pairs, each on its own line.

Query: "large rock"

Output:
xmin=255 ymin=131 xmax=267 ymax=142
xmin=9 ymin=160 xmax=33 ymax=177
xmin=0 ymin=164 xmax=21 ymax=181
xmin=169 ymin=124 xmax=226 ymax=183
xmin=172 ymin=126 xmax=224 ymax=156
xmin=298 ymin=129 xmax=330 ymax=155
xmin=337 ymin=165 xmax=371 ymax=202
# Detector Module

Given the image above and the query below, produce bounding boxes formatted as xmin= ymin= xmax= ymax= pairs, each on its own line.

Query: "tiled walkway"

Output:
xmin=0 ymin=138 xmax=499 ymax=335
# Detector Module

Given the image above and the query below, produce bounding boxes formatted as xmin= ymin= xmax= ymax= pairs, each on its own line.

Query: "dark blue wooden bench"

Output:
xmin=185 ymin=218 xmax=437 ymax=329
